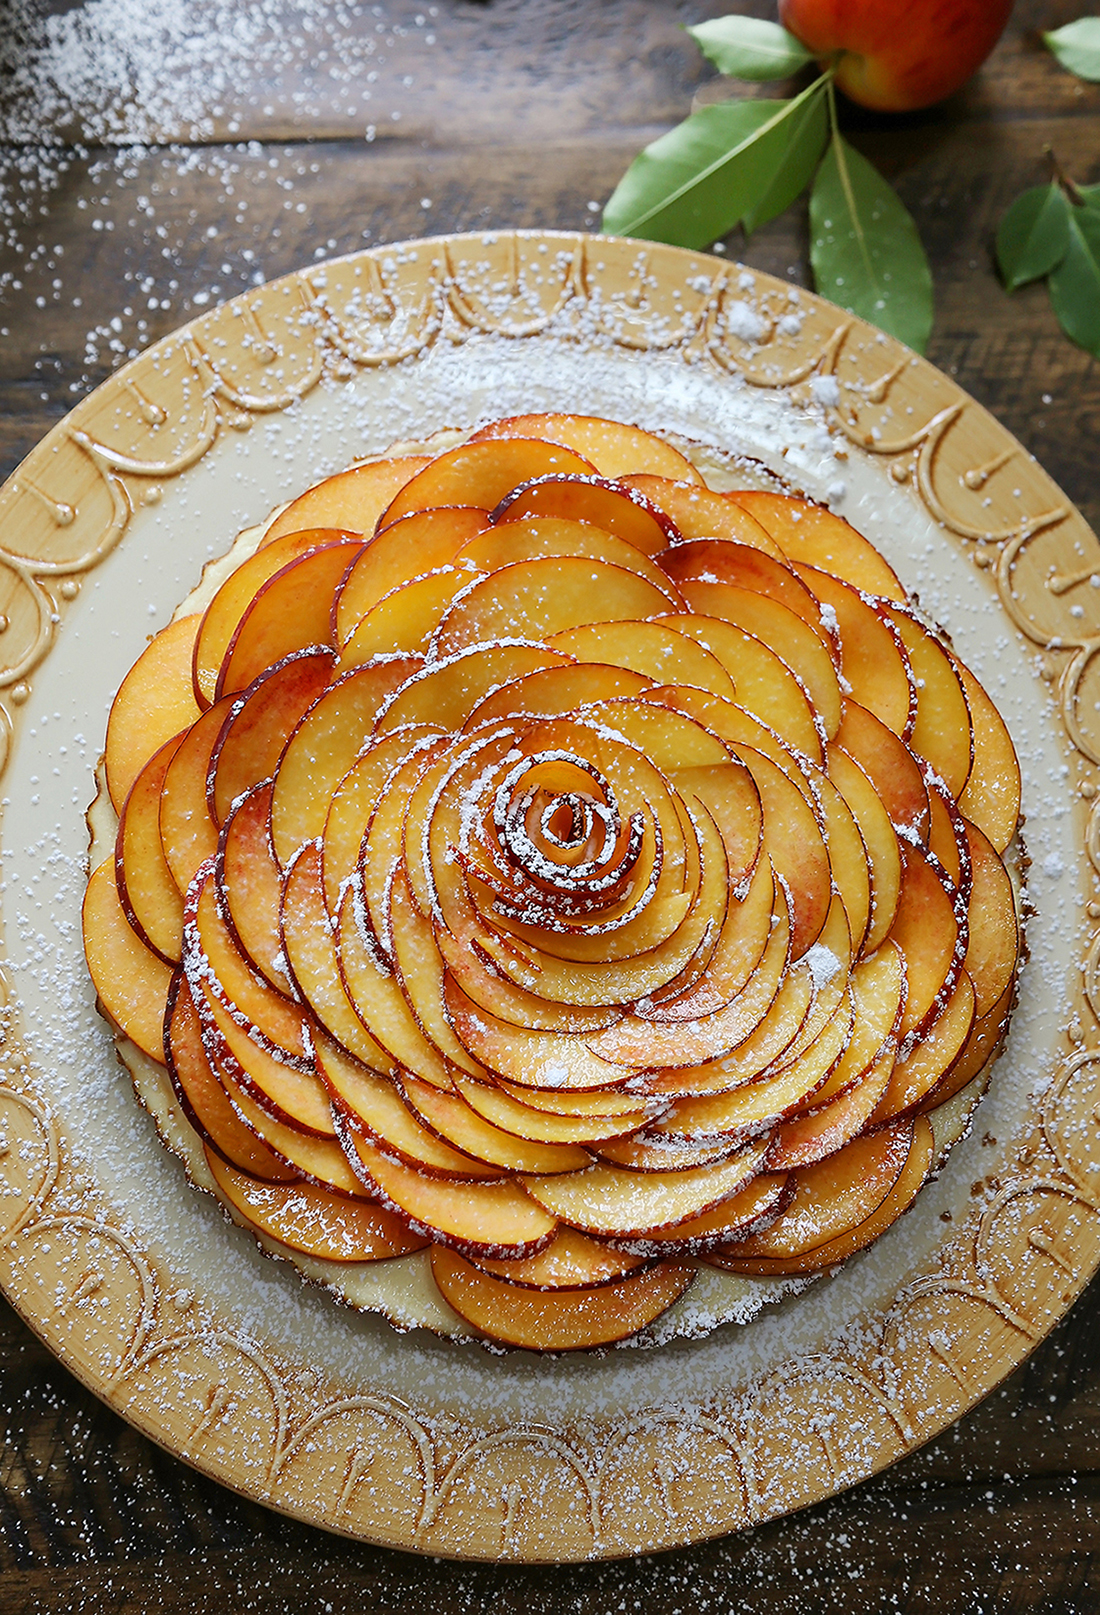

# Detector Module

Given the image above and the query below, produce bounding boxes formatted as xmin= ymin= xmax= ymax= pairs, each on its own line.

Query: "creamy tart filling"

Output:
xmin=82 ymin=413 xmax=1023 ymax=1352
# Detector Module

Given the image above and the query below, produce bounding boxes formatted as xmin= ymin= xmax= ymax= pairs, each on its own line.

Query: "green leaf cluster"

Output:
xmin=998 ymin=181 xmax=1100 ymax=358
xmin=601 ymin=14 xmax=934 ymax=352
xmin=1043 ymin=17 xmax=1100 ymax=82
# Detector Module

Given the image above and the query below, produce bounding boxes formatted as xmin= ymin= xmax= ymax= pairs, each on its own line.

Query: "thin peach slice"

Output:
xmin=166 ymin=976 xmax=296 ymax=1181
xmin=335 ymin=887 xmax=453 ymax=1088
xmin=572 ymin=695 xmax=729 ymax=771
xmin=375 ymin=642 xmax=572 ymax=735
xmin=322 ymin=723 xmax=444 ymax=911
xmin=401 ymin=1073 xmax=593 ymax=1174
xmin=458 ymin=515 xmax=679 ymax=593
xmin=261 ymin=456 xmax=432 ymax=548
xmin=826 ymin=743 xmax=902 ymax=954
xmin=195 ymin=979 xmax=335 ymax=1138
xmin=725 ymin=492 xmax=905 ymax=602
xmin=444 ymin=974 xmax=640 ymax=1092
xmin=892 ymin=842 xmax=965 ymax=1045
xmin=768 ymin=1044 xmax=896 ymax=1172
xmin=335 ymin=506 xmax=490 ymax=645
xmin=793 ymin=563 xmax=914 ymax=738
xmin=964 ymin=820 xmax=1019 ymax=1017
xmin=453 ymin=1074 xmax=647 ymax=1146
xmin=205 ymin=1145 xmax=427 ymax=1260
xmin=190 ymin=873 xmax=308 ymax=1062
xmin=653 ymin=615 xmax=822 ymax=764
xmin=919 ymin=977 xmax=1013 ymax=1111
xmin=955 ymin=661 xmax=1021 ymax=853
xmin=797 ymin=941 xmax=905 ymax=1111
xmin=672 ymin=761 xmax=762 ymax=893
xmin=660 ymin=540 xmax=839 ymax=660
xmin=467 ymin=1227 xmax=649 ymax=1289
xmin=220 ymin=1066 xmax=363 ymax=1195
xmin=609 ymin=1173 xmax=791 ymax=1257
xmin=491 ymin=476 xmax=676 ymax=556
xmin=434 ymin=914 xmax=622 ymax=1035
xmin=871 ymin=971 xmax=975 ymax=1123
xmin=594 ymin=1134 xmax=736 ymax=1172
xmin=646 ymin=963 xmax=813 ymax=1098
xmin=339 ymin=565 xmax=486 ymax=669
xmin=620 ymin=475 xmax=782 ymax=555
xmin=928 ymin=782 xmax=965 ymax=890
xmin=494 ymin=1079 xmax=650 ymax=1118
xmin=636 ymin=846 xmax=771 ymax=1022
xmin=83 ymin=857 xmax=174 ymax=1062
xmin=883 ymin=604 xmax=973 ymax=798
xmin=358 ymin=738 xmax=453 ymax=944
xmin=464 ymin=661 xmax=652 ymax=728
xmin=217 ymin=781 xmax=286 ymax=989
xmin=677 ymin=579 xmax=843 ymax=739
xmin=207 ymin=646 xmax=335 ymax=827
xmin=387 ymin=872 xmax=498 ymax=1080
xmin=469 ymin=413 xmax=702 ymax=483
xmin=430 ymin=1246 xmax=694 ymax=1350
xmin=547 ymin=618 xmax=735 ymax=700
xmin=280 ymin=842 xmax=396 ymax=1073
xmin=217 ymin=539 xmax=365 ymax=700
xmin=315 ymin=1032 xmax=502 ymax=1179
xmin=105 ymin=615 xmax=202 ymax=811
xmin=270 ymin=657 xmax=422 ymax=867
xmin=735 ymin=745 xmax=832 ymax=960
xmin=715 ymin=1119 xmax=913 ymax=1261
xmin=116 ymin=732 xmax=186 ymax=963
xmin=159 ymin=696 xmax=235 ymax=895
xmin=835 ymin=701 xmax=929 ymax=844
xmin=816 ymin=769 xmax=872 ymax=957
xmin=714 ymin=1116 xmax=933 ymax=1275
xmin=380 ymin=438 xmax=597 ymax=526
xmin=430 ymin=556 xmax=679 ymax=661
xmin=340 ymin=1119 xmax=557 ymax=1257
xmin=523 ymin=1137 xmax=772 ymax=1237
xmin=193 ymin=530 xmax=347 ymax=705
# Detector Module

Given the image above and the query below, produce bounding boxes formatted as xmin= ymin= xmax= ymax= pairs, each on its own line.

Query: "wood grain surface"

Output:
xmin=2 ymin=0 xmax=1099 ymax=1608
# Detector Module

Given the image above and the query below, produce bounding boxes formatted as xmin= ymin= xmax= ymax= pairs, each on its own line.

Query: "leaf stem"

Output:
xmin=1045 ymin=144 xmax=1085 ymax=207
xmin=825 ymin=81 xmax=878 ymax=291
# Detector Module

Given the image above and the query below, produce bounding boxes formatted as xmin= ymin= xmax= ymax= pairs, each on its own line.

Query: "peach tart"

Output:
xmin=82 ymin=413 xmax=1023 ymax=1352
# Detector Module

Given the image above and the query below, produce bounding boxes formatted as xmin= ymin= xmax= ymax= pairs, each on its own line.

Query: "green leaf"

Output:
xmin=742 ymin=81 xmax=828 ymax=235
xmin=1080 ymin=181 xmax=1100 ymax=210
xmin=1043 ymin=18 xmax=1100 ymax=82
xmin=1049 ymin=205 xmax=1100 ymax=356
xmin=688 ymin=16 xmax=813 ymax=81
xmin=996 ymin=184 xmax=1071 ymax=291
xmin=809 ymin=133 xmax=934 ymax=352
xmin=602 ymin=82 xmax=824 ymax=248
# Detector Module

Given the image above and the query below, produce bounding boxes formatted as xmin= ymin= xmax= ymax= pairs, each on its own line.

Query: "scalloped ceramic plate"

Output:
xmin=1 ymin=231 xmax=1099 ymax=1563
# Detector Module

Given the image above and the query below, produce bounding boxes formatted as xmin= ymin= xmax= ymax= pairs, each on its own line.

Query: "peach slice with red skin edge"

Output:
xmin=315 ymin=1030 xmax=502 ymax=1178
xmin=919 ymin=976 xmax=1013 ymax=1112
xmin=604 ymin=1173 xmax=792 ymax=1257
xmin=646 ymin=962 xmax=814 ymax=1098
xmin=466 ymin=1227 xmax=650 ymax=1290
xmin=205 ymin=1144 xmax=427 ymax=1262
xmin=963 ymin=820 xmax=1019 ymax=1018
xmin=83 ymin=856 xmax=174 ymax=1062
xmin=192 ymin=972 xmax=335 ymax=1139
xmin=190 ymin=866 xmax=309 ymax=1064
xmin=207 ymin=646 xmax=335 ymax=828
xmin=105 ymin=614 xmax=202 ymax=812
xmin=725 ymin=491 xmax=906 ymax=602
xmin=792 ymin=562 xmax=915 ymax=739
xmin=731 ymin=744 xmax=831 ymax=961
xmin=260 ymin=456 xmax=432 ymax=548
xmin=594 ymin=1133 xmax=737 ymax=1172
xmin=659 ymin=540 xmax=840 ymax=664
xmin=676 ymin=579 xmax=843 ymax=740
xmin=165 ymin=974 xmax=297 ymax=1181
xmin=338 ymin=1113 xmax=558 ymax=1258
xmin=452 ymin=1073 xmax=649 ymax=1147
xmin=358 ymin=734 xmax=454 ymax=945
xmin=871 ymin=971 xmax=976 ymax=1124
xmin=464 ymin=660 xmax=653 ymax=730
xmin=116 ymin=731 xmax=186 ymax=963
xmin=429 ymin=555 xmax=682 ymax=662
xmin=380 ymin=438 xmax=598 ymax=527
xmin=429 ymin=1247 xmax=695 ymax=1351
xmin=270 ymin=655 xmax=422 ymax=869
xmin=338 ymin=565 xmax=488 ymax=669
xmin=217 ymin=539 xmax=365 ymax=701
xmin=443 ymin=974 xmax=643 ymax=1093
xmin=193 ymin=531 xmax=349 ymax=707
xmin=546 ymin=618 xmax=736 ymax=702
xmin=399 ymin=1072 xmax=594 ymax=1174
xmin=280 ymin=841 xmax=397 ymax=1074
xmin=794 ymin=942 xmax=905 ymax=1113
xmin=469 ymin=413 xmax=702 ymax=484
xmin=714 ymin=1118 xmax=913 ymax=1261
xmin=159 ymin=696 xmax=235 ymax=896
xmin=523 ymin=1135 xmax=773 ymax=1238
xmin=712 ymin=1117 xmax=932 ymax=1275
xmin=835 ymin=700 xmax=929 ymax=845
xmin=458 ymin=516 xmax=680 ymax=596
xmin=652 ymin=615 xmax=823 ymax=764
xmin=927 ymin=779 xmax=967 ymax=892
xmin=954 ymin=660 xmax=1021 ymax=853
xmin=334 ymin=506 xmax=490 ymax=646
xmin=388 ymin=868 xmax=500 ymax=1079
xmin=768 ymin=1042 xmax=897 ymax=1172
xmin=825 ymin=743 xmax=902 ymax=954
xmin=216 ymin=781 xmax=286 ymax=990
xmin=490 ymin=475 xmax=677 ymax=557
xmin=322 ymin=723 xmax=445 ymax=912
xmin=882 ymin=603 xmax=973 ymax=798
xmin=620 ymin=475 xmax=783 ymax=556
xmin=375 ymin=642 xmax=573 ymax=736
xmin=892 ymin=841 xmax=967 ymax=1051
xmin=218 ymin=1063 xmax=364 ymax=1195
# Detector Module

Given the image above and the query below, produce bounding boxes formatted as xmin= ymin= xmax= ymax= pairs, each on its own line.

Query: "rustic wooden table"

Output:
xmin=2 ymin=1 xmax=1099 ymax=1608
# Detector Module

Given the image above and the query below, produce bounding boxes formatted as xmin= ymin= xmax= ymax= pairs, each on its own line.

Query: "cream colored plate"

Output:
xmin=0 ymin=232 xmax=1097 ymax=1562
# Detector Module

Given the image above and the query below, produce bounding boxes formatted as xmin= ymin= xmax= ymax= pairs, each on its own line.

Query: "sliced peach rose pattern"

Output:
xmin=83 ymin=414 xmax=1023 ymax=1352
